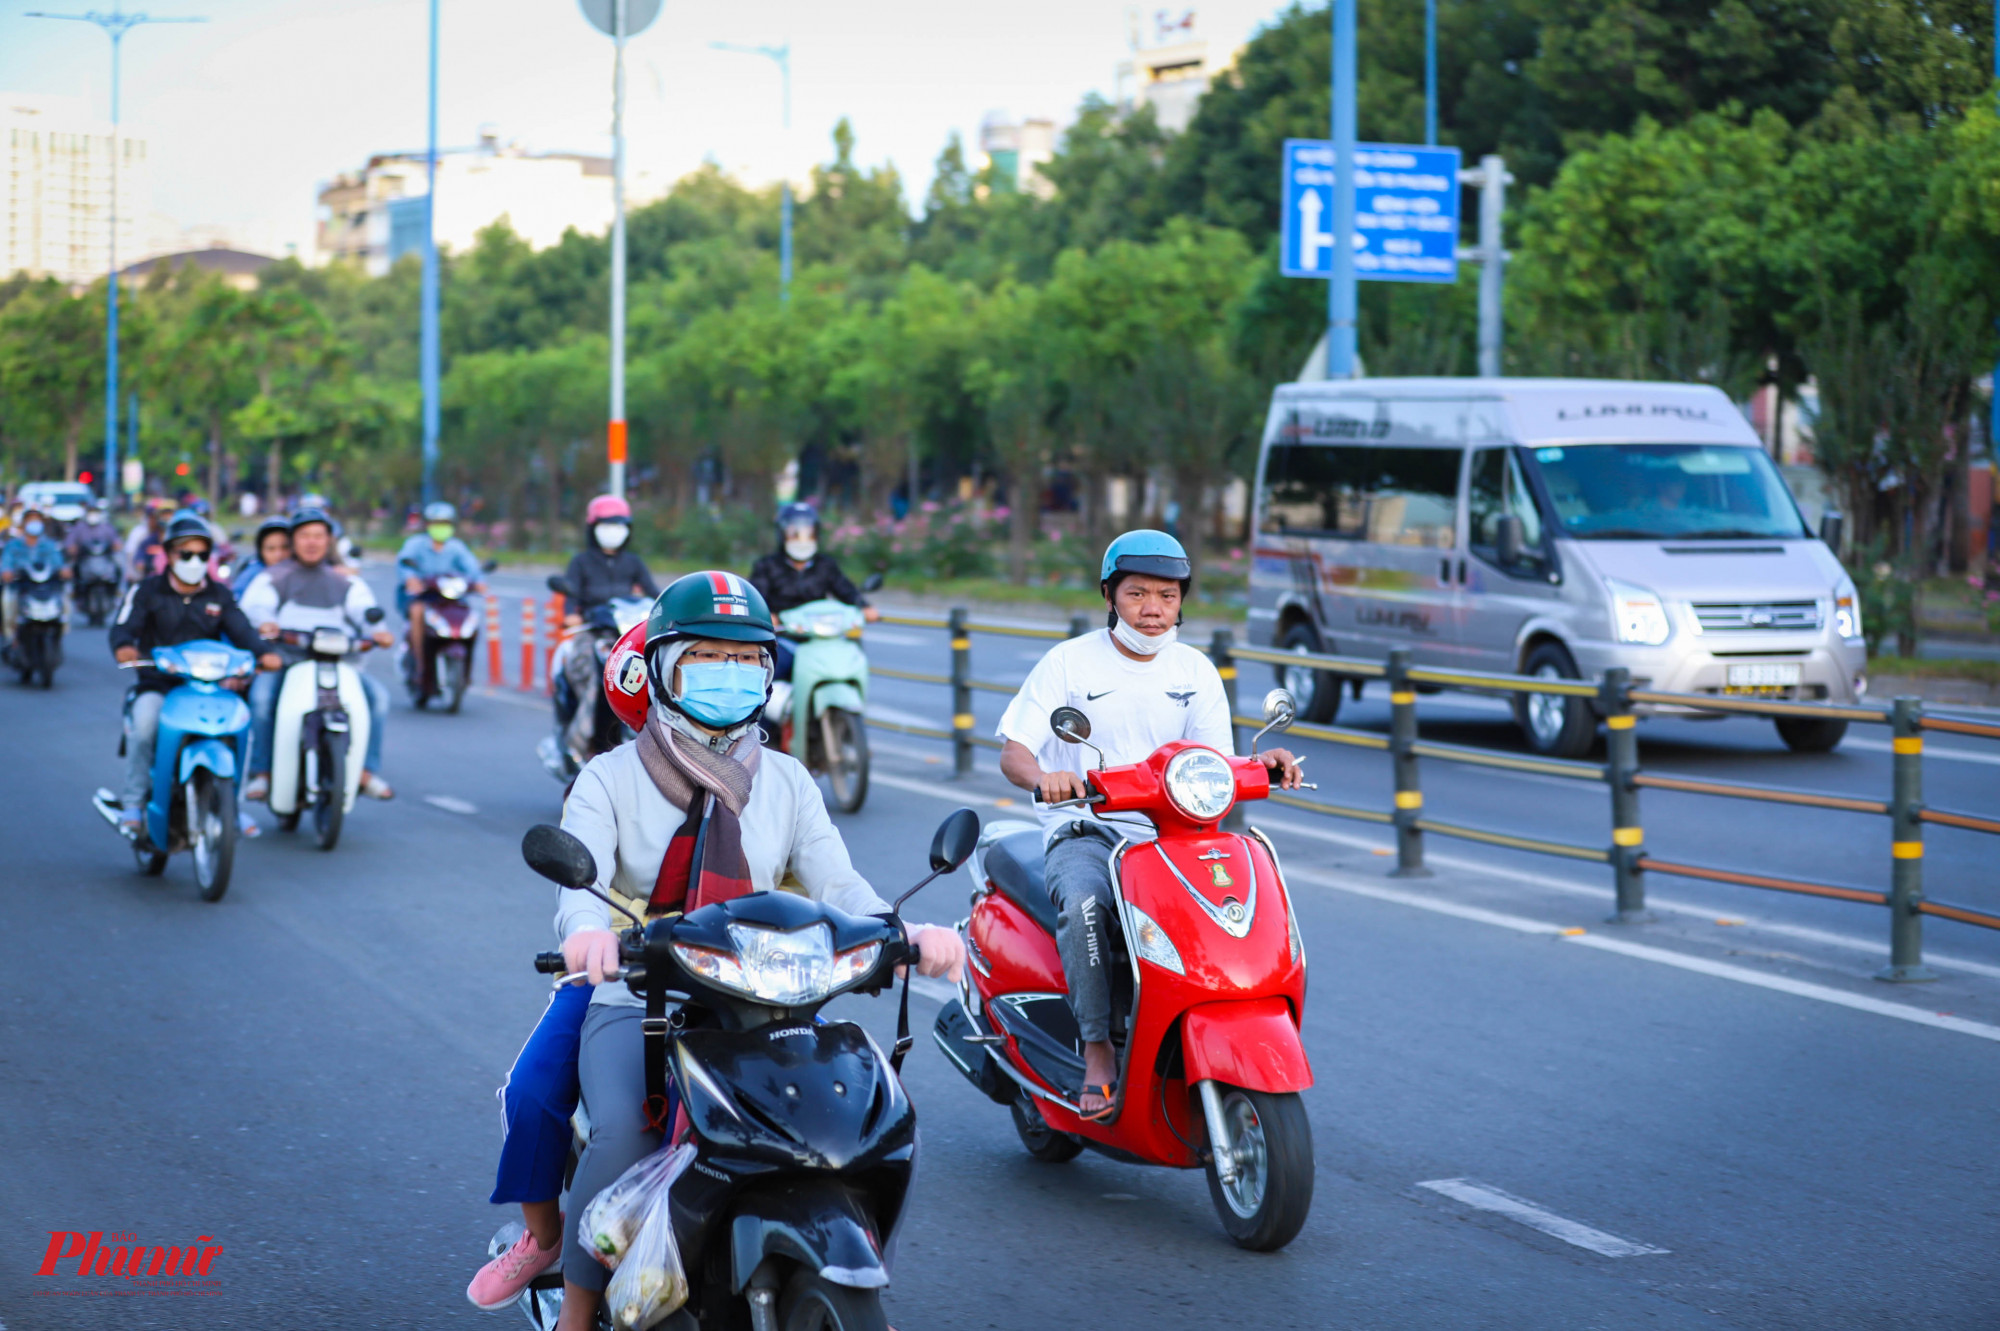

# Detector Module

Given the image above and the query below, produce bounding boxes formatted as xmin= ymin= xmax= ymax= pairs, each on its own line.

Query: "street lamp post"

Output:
xmin=578 ymin=0 xmax=661 ymax=499
xmin=711 ymin=40 xmax=792 ymax=305
xmin=27 ymin=3 xmax=205 ymax=506
xmin=421 ymin=0 xmax=441 ymax=504
xmin=1327 ymin=0 xmax=1357 ymax=379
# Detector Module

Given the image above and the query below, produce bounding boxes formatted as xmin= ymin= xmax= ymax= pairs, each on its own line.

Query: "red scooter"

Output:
xmin=933 ymin=691 xmax=1317 ymax=1250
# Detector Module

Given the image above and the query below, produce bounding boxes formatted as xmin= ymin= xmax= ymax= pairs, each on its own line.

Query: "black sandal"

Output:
xmin=1078 ymin=1082 xmax=1117 ymax=1122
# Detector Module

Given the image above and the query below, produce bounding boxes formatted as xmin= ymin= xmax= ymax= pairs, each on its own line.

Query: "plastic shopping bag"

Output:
xmin=580 ymin=1142 xmax=694 ymax=1271
xmin=605 ymin=1150 xmax=694 ymax=1330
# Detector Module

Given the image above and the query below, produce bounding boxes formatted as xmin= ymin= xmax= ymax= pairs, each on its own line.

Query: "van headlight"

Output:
xmin=673 ymin=924 xmax=879 ymax=1006
xmin=1833 ymin=577 xmax=1862 ymax=640
xmin=1163 ymin=747 xmax=1236 ymax=822
xmin=1606 ymin=578 xmax=1671 ymax=646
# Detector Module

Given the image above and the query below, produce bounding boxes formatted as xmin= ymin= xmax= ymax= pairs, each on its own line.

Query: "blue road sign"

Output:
xmin=1281 ymin=140 xmax=1462 ymax=283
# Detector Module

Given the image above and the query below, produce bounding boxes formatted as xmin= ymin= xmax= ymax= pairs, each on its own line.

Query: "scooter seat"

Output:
xmin=985 ymin=829 xmax=1057 ymax=936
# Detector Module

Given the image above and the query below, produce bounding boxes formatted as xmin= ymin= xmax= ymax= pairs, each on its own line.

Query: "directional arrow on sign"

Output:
xmin=1297 ymin=191 xmax=1331 ymax=270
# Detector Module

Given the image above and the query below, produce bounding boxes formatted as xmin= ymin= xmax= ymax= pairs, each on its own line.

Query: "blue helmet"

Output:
xmin=1100 ymin=529 xmax=1191 ymax=592
xmin=423 ymin=500 xmax=457 ymax=524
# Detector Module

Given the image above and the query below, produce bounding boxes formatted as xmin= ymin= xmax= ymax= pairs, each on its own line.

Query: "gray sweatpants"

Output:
xmin=563 ymin=1004 xmax=662 ymax=1292
xmin=1048 ymin=827 xmax=1120 ymax=1046
xmin=122 ymin=690 xmax=166 ymax=814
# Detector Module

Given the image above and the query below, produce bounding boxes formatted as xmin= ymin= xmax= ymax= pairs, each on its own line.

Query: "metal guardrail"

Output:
xmin=869 ymin=608 xmax=2000 ymax=980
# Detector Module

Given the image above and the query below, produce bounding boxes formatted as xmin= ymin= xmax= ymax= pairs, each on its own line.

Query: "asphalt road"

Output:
xmin=2 ymin=571 xmax=1996 ymax=1329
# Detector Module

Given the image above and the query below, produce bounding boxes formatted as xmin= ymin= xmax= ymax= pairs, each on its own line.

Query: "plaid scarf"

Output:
xmin=636 ymin=705 xmax=759 ymax=916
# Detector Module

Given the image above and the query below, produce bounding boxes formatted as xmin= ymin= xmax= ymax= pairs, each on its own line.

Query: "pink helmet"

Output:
xmin=585 ymin=494 xmax=631 ymax=525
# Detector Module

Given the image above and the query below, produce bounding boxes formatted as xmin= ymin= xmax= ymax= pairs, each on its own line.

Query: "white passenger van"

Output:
xmin=1246 ymin=378 xmax=1865 ymax=757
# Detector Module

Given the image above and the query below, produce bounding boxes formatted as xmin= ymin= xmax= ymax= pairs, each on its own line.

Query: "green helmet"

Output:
xmin=645 ymin=571 xmax=776 ymax=650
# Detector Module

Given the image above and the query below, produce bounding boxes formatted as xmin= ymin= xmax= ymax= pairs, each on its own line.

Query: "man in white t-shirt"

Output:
xmin=997 ymin=530 xmax=1302 ymax=1119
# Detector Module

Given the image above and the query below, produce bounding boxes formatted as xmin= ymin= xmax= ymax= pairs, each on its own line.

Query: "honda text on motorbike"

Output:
xmin=934 ymin=691 xmax=1317 ymax=1250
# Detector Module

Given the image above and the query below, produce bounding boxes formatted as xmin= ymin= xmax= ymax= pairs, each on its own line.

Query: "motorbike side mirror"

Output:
xmin=1251 ymin=688 xmax=1296 ymax=756
xmin=1496 ymin=514 xmax=1525 ymax=568
xmin=522 ymin=823 xmax=599 ymax=889
xmin=861 ymin=572 xmax=885 ymax=594
xmin=895 ymin=807 xmax=983 ymax=911
xmin=929 ymin=807 xmax=981 ymax=874
xmin=546 ymin=574 xmax=575 ymax=598
xmin=1818 ymin=510 xmax=1844 ymax=552
xmin=364 ymin=606 xmax=385 ymax=624
xmin=1050 ymin=706 xmax=1090 ymax=743
xmin=483 ymin=558 xmax=499 ymax=573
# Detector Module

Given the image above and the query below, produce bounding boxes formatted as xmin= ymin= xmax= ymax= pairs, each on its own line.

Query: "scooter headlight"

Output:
xmin=1163 ymin=747 xmax=1236 ymax=823
xmin=436 ymin=576 xmax=469 ymax=600
xmin=182 ymin=648 xmax=230 ymax=682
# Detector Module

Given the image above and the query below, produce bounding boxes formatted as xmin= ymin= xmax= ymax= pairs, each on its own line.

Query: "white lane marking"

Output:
xmin=909 ymin=975 xmax=954 ymax=1004
xmin=423 ymin=794 xmax=479 ymax=815
xmin=1417 ymin=1179 xmax=1668 ymax=1257
xmin=1566 ymin=933 xmax=2000 ymax=1042
xmin=1256 ymin=815 xmax=2000 ymax=982
xmin=871 ymin=771 xmax=1008 ymax=808
xmin=866 ymin=701 xmax=952 ymax=729
xmin=1846 ymin=737 xmax=2000 ymax=767
xmin=1286 ymin=864 xmax=2000 ymax=1043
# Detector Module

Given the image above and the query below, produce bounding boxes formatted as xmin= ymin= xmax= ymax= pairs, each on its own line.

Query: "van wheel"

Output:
xmin=1514 ymin=642 xmax=1596 ymax=758
xmin=1279 ymin=625 xmax=1340 ymax=725
xmin=1775 ymin=717 xmax=1847 ymax=753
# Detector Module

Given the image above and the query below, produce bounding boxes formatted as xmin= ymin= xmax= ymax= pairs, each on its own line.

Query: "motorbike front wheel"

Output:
xmin=780 ymin=1267 xmax=888 ymax=1331
xmin=1202 ymin=1085 xmax=1314 ymax=1252
xmin=1010 ymin=1091 xmax=1083 ymax=1163
xmin=313 ymin=738 xmax=346 ymax=851
xmin=189 ymin=770 xmax=236 ymax=903
xmin=821 ymin=707 xmax=869 ymax=813
xmin=441 ymin=651 xmax=466 ymax=714
xmin=133 ymin=841 xmax=168 ymax=876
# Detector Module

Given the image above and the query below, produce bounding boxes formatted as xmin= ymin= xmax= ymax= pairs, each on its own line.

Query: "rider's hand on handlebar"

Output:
xmin=258 ymin=652 xmax=283 ymax=672
xmin=1261 ymin=746 xmax=1306 ymax=791
xmin=908 ymin=925 xmax=965 ymax=984
xmin=403 ymin=576 xmax=424 ymax=595
xmin=563 ymin=929 xmax=623 ymax=985
xmin=370 ymin=628 xmax=395 ymax=650
xmin=114 ymin=646 xmax=139 ymax=664
xmin=1035 ymin=769 xmax=1091 ymax=804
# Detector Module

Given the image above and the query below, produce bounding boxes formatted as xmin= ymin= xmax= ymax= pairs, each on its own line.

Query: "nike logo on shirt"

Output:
xmin=1086 ymin=689 xmax=1115 ymax=700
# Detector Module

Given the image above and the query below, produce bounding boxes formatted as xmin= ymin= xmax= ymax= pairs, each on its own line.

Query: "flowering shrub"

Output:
xmin=829 ymin=505 xmax=1003 ymax=581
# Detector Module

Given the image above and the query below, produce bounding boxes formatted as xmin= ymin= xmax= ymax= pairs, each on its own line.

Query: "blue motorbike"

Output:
xmin=93 ymin=639 xmax=257 ymax=902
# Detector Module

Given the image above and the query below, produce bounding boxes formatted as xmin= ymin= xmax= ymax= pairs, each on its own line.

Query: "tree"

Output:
xmin=0 ymin=281 xmax=107 ymax=482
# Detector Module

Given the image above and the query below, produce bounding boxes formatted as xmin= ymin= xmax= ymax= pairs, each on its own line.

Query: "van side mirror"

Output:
xmin=1818 ymin=511 xmax=1844 ymax=552
xmin=1496 ymin=514 xmax=1524 ymax=567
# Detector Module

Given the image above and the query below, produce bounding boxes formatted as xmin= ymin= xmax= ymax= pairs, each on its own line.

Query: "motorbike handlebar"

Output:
xmin=533 ymin=951 xmax=565 ymax=974
xmin=1033 ymin=787 xmax=1106 ymax=809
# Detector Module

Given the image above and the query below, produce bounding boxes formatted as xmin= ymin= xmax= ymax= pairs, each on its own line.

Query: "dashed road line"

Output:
xmin=1417 ymin=1179 xmax=1668 ymax=1257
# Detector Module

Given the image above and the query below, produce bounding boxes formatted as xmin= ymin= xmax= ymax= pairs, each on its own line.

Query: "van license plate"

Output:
xmin=1725 ymin=663 xmax=1801 ymax=691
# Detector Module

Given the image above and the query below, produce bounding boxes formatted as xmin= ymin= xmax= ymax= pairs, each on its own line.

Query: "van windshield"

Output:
xmin=1526 ymin=443 xmax=1806 ymax=541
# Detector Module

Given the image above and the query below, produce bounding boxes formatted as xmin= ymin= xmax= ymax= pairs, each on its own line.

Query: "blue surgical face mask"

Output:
xmin=23 ymin=520 xmax=43 ymax=537
xmin=675 ymin=660 xmax=768 ymax=728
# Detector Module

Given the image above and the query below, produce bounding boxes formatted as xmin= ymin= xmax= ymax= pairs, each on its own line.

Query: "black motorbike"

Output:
xmin=538 ymin=574 xmax=649 ymax=784
xmin=505 ymin=806 xmax=979 ymax=1331
xmin=10 ymin=564 xmax=66 ymax=687
xmin=74 ymin=536 xmax=122 ymax=626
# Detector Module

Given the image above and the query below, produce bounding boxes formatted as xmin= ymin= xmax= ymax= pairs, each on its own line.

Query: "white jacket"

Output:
xmin=556 ymin=740 xmax=894 ymax=1011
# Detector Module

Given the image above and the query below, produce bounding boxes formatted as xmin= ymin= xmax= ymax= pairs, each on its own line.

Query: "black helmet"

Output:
xmin=253 ymin=516 xmax=292 ymax=546
xmin=776 ymin=501 xmax=818 ymax=541
xmin=163 ymin=514 xmax=213 ymax=552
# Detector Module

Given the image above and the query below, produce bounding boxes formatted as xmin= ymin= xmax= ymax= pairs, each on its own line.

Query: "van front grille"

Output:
xmin=1690 ymin=600 xmax=1822 ymax=632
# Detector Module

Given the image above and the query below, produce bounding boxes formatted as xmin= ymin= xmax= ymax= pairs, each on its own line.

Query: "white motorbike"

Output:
xmin=268 ymin=610 xmax=384 ymax=850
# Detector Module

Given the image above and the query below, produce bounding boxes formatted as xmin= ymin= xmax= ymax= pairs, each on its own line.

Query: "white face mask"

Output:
xmin=1111 ymin=615 xmax=1176 ymax=656
xmin=784 ymin=537 xmax=817 ymax=562
xmin=595 ymin=522 xmax=630 ymax=552
xmin=171 ymin=553 xmax=209 ymax=585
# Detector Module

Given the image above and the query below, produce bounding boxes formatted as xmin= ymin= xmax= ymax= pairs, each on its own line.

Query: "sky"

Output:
xmin=0 ymin=0 xmax=1295 ymax=261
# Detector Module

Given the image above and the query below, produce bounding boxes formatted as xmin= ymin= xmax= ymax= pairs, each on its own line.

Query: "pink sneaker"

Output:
xmin=466 ymin=1227 xmax=561 ymax=1311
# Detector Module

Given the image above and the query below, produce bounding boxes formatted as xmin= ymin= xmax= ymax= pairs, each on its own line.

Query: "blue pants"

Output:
xmin=249 ymin=667 xmax=387 ymax=774
xmin=491 ymin=982 xmax=593 ymax=1205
